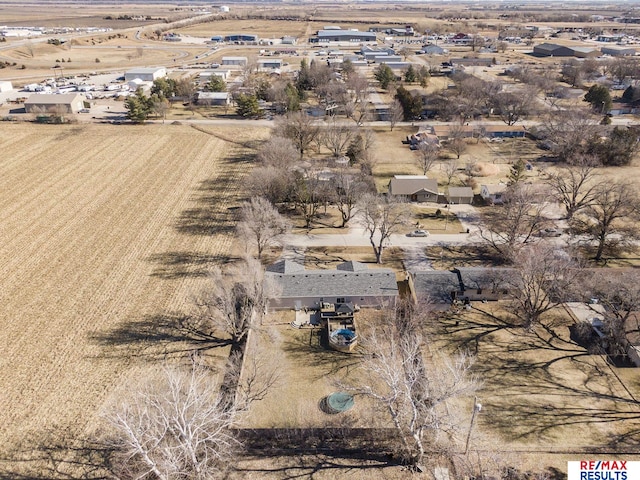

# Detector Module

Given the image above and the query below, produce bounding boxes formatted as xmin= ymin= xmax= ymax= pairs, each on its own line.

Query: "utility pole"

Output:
xmin=464 ymin=396 xmax=482 ymax=455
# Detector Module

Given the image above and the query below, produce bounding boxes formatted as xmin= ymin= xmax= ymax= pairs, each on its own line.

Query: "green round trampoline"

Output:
xmin=326 ymin=392 xmax=355 ymax=413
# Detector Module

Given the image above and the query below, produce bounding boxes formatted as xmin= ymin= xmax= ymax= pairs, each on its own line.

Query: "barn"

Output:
xmin=533 ymin=43 xmax=574 ymax=57
xmin=24 ymin=93 xmax=85 ymax=114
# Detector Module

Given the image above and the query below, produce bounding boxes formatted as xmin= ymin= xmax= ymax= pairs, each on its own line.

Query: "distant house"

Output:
xmin=197 ymin=92 xmax=230 ymax=106
xmin=446 ymin=187 xmax=474 ymax=205
xmin=450 ymin=57 xmax=494 ymax=67
xmin=601 ymin=46 xmax=636 ymax=56
xmin=199 ymin=70 xmax=230 ymax=81
xmin=388 ymin=175 xmax=439 ymax=202
xmin=24 ymin=93 xmax=85 ymax=114
xmin=265 ymin=260 xmax=398 ymax=310
xmin=422 ymin=44 xmax=447 ymax=55
xmin=480 ymin=184 xmax=507 ymax=204
xmin=221 ymin=56 xmax=248 ymax=67
xmin=533 ymin=43 xmax=574 ymax=57
xmin=257 ymin=58 xmax=283 ymax=70
xmin=124 ymin=67 xmax=166 ymax=82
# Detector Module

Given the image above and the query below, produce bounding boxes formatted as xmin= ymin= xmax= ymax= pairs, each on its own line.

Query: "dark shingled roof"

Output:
xmin=454 ymin=267 xmax=518 ymax=291
xmin=410 ymin=270 xmax=460 ymax=303
xmin=266 ymin=260 xmax=305 ymax=274
xmin=266 ymin=261 xmax=398 ymax=299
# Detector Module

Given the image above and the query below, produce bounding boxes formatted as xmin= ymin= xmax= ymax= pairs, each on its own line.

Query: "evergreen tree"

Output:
xmin=404 ymin=64 xmax=417 ymax=83
xmin=235 ymin=94 xmax=263 ymax=118
xmin=395 ymin=85 xmax=422 ymax=120
xmin=124 ymin=89 xmax=153 ymax=123
xmin=508 ymin=159 xmax=527 ymax=186
xmin=374 ymin=64 xmax=396 ymax=90
xmin=150 ymin=78 xmax=176 ymax=99
xmin=204 ymin=75 xmax=226 ymax=92
xmin=584 ymin=84 xmax=612 ymax=113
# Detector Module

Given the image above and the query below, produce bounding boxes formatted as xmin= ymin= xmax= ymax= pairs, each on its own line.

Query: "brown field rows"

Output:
xmin=0 ymin=123 xmax=268 ymax=455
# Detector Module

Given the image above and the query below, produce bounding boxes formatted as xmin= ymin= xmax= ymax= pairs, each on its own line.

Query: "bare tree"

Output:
xmin=538 ymin=108 xmax=599 ymax=162
xmin=415 ymin=142 xmax=439 ymax=176
xmin=389 ymin=99 xmax=404 ymax=132
xmin=569 ymin=181 xmax=640 ymax=261
xmin=545 ymin=156 xmax=602 ymax=220
xmin=274 ymin=111 xmax=320 ymax=159
xmin=479 ymin=185 xmax=550 ymax=262
xmin=290 ymin=169 xmax=323 ymax=228
xmin=442 ymin=159 xmax=460 ymax=185
xmin=448 ymin=137 xmax=467 ymax=160
xmin=344 ymin=72 xmax=371 ymax=126
xmin=256 ymin=136 xmax=298 ymax=170
xmin=192 ymin=257 xmax=268 ymax=345
xmin=507 ymin=244 xmax=581 ymax=331
xmin=247 ymin=166 xmax=290 ymax=205
xmin=345 ymin=303 xmax=478 ymax=466
xmin=583 ymin=270 xmax=640 ymax=357
xmin=105 ymin=361 xmax=239 ymax=480
xmin=491 ymin=91 xmax=534 ymax=126
xmin=321 ymin=118 xmax=355 ymax=157
xmin=333 ymin=169 xmax=375 ymax=227
xmin=237 ymin=197 xmax=291 ymax=259
xmin=358 ymin=194 xmax=410 ymax=263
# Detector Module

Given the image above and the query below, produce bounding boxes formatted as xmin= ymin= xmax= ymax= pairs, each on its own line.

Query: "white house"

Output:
xmin=197 ymin=91 xmax=230 ymax=106
xmin=124 ymin=67 xmax=167 ymax=82
xmin=480 ymin=184 xmax=507 ymax=204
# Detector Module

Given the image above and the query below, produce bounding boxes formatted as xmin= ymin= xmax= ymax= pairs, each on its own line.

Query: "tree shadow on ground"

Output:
xmin=279 ymin=328 xmax=364 ymax=381
xmin=174 ymin=177 xmax=240 ymax=236
xmin=90 ymin=312 xmax=231 ymax=361
xmin=234 ymin=452 xmax=397 ymax=480
xmin=0 ymin=431 xmax=115 ymax=480
xmin=146 ymin=251 xmax=236 ymax=279
xmin=433 ymin=305 xmax=640 ymax=448
xmin=174 ymin=147 xmax=253 ymax=237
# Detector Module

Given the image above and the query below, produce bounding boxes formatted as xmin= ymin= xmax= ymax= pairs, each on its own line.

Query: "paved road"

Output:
xmin=281 ymin=204 xmax=483 ymax=252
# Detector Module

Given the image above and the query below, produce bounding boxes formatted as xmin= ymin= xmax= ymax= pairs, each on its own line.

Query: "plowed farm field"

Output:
xmin=0 ymin=123 xmax=267 ymax=455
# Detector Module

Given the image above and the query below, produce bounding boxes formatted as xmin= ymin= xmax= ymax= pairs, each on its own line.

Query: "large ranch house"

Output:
xmin=265 ymin=260 xmax=398 ymax=310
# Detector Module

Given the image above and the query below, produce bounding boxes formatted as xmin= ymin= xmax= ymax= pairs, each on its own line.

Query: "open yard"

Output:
xmin=429 ymin=303 xmax=640 ymax=468
xmin=0 ymin=123 xmax=268 ymax=473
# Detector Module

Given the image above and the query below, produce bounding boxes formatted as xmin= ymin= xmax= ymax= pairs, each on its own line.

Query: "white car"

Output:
xmin=407 ymin=230 xmax=429 ymax=237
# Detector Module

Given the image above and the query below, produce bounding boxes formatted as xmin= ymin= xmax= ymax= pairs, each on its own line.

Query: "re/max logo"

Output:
xmin=568 ymin=461 xmax=638 ymax=480
xmin=581 ymin=461 xmax=628 ymax=471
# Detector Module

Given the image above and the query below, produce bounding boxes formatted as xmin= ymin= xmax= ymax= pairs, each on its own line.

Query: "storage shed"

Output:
xmin=24 ymin=93 xmax=85 ymax=114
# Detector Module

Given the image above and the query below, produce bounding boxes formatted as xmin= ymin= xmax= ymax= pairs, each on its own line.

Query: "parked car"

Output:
xmin=407 ymin=230 xmax=429 ymax=237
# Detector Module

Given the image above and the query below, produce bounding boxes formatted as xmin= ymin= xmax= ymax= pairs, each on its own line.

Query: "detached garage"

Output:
xmin=24 ymin=93 xmax=85 ymax=114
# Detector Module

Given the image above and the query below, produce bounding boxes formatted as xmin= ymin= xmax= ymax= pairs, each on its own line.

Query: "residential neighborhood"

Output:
xmin=2 ymin=1 xmax=640 ymax=479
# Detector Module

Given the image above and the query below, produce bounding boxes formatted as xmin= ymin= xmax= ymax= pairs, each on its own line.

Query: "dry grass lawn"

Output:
xmin=242 ymin=311 xmax=394 ymax=430
xmin=430 ymin=303 xmax=640 ymax=459
xmin=0 ymin=123 xmax=268 ymax=470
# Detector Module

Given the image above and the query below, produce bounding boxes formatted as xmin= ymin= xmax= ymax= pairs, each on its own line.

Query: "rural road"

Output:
xmin=281 ymin=204 xmax=483 ymax=250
